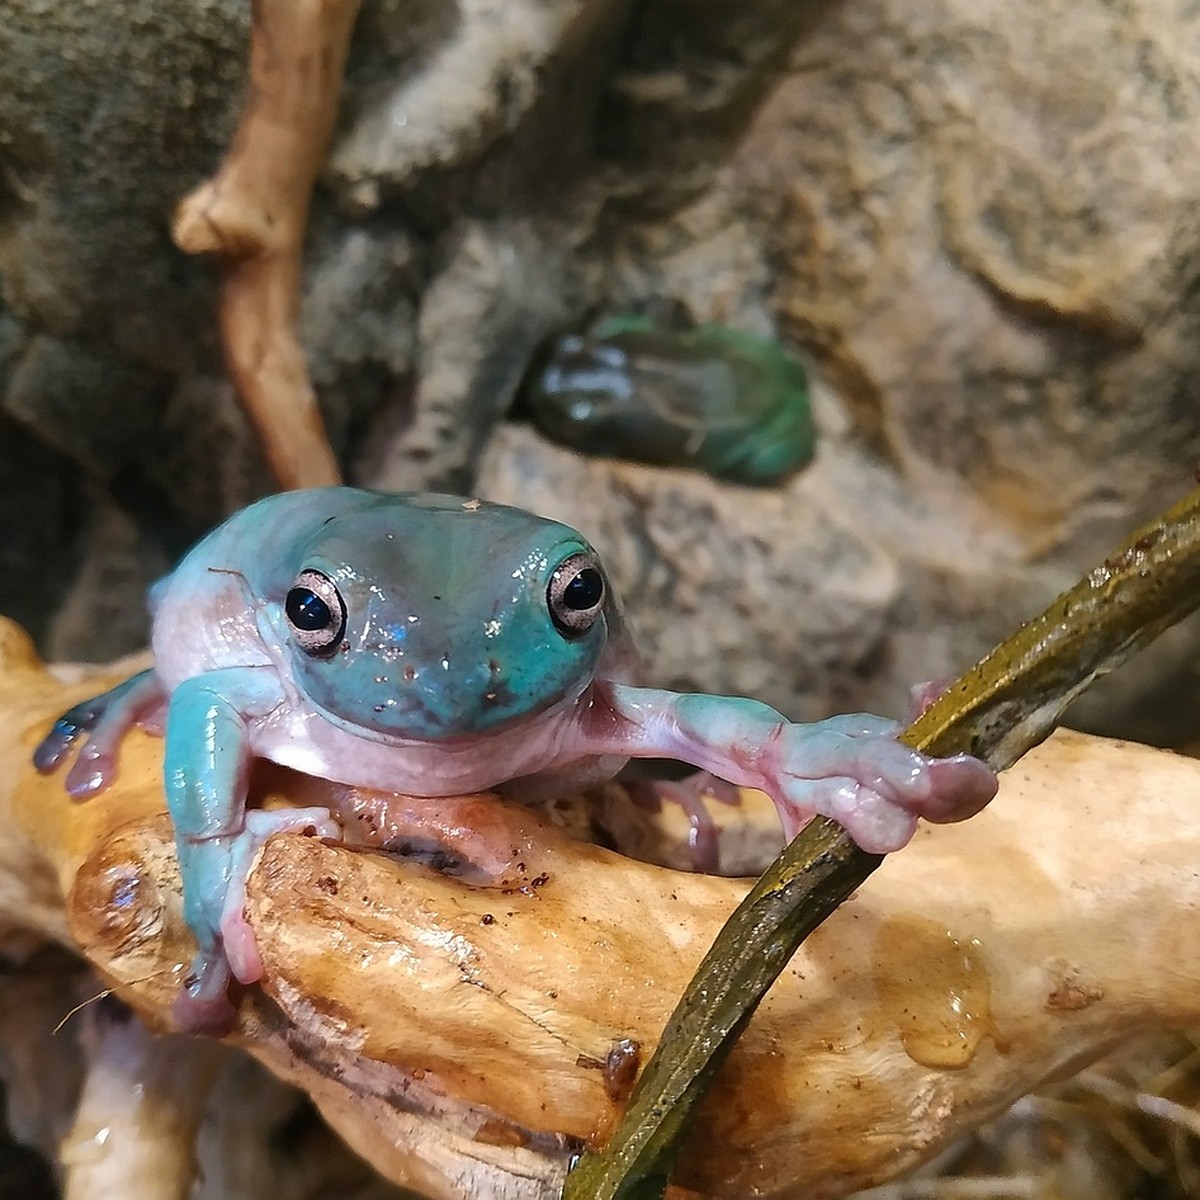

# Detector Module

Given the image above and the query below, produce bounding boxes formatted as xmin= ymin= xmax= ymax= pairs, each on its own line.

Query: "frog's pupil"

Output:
xmin=563 ymin=568 xmax=603 ymax=610
xmin=287 ymin=587 xmax=331 ymax=630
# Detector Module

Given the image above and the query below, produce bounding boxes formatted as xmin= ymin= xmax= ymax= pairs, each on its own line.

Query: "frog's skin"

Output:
xmin=34 ymin=488 xmax=996 ymax=1033
xmin=525 ymin=315 xmax=817 ymax=486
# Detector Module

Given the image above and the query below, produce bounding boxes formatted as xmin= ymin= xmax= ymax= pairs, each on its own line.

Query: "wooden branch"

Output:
xmin=172 ymin=0 xmax=359 ymax=490
xmin=4 ymin=615 xmax=1200 ymax=1198
xmin=60 ymin=1007 xmax=223 ymax=1200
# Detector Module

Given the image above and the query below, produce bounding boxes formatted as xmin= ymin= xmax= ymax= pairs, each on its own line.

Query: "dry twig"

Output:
xmin=173 ymin=0 xmax=361 ymax=489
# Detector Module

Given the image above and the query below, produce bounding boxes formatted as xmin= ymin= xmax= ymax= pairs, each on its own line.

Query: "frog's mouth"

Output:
xmin=300 ymin=664 xmax=589 ymax=746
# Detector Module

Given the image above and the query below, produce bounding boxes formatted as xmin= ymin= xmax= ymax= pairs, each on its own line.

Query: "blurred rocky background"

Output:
xmin=3 ymin=0 xmax=1200 ymax=742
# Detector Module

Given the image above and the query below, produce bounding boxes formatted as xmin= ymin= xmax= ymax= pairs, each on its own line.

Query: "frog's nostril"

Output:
xmin=482 ymin=659 xmax=508 ymax=707
xmin=481 ymin=679 xmax=514 ymax=708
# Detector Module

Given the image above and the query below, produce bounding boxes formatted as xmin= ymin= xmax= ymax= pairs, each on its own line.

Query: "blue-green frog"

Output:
xmin=34 ymin=488 xmax=996 ymax=1033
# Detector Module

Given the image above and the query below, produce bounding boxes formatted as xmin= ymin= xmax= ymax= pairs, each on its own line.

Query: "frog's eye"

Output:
xmin=547 ymin=552 xmax=605 ymax=638
xmin=285 ymin=570 xmax=346 ymax=654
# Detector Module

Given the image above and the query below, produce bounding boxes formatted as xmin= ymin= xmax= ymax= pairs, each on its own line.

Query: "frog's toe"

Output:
xmin=774 ymin=775 xmax=918 ymax=853
xmin=32 ymin=703 xmax=105 ymax=774
xmin=828 ymin=779 xmax=919 ymax=853
xmin=220 ymin=901 xmax=263 ymax=986
xmin=64 ymin=742 xmax=121 ymax=798
xmin=907 ymin=679 xmax=952 ymax=722
xmin=173 ymin=951 xmax=237 ymax=1036
xmin=627 ymin=771 xmax=743 ymax=874
xmin=242 ymin=805 xmax=341 ymax=849
xmin=219 ymin=806 xmax=342 ymax=985
xmin=33 ymin=670 xmax=166 ymax=797
xmin=32 ymin=725 xmax=76 ymax=774
xmin=913 ymin=754 xmax=998 ymax=823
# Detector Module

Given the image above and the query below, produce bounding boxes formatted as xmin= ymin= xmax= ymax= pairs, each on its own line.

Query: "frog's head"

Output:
xmin=268 ymin=494 xmax=612 ymax=741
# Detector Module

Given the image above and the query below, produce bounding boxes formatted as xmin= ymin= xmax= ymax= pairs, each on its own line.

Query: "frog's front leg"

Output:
xmin=33 ymin=668 xmax=167 ymax=796
xmin=584 ymin=686 xmax=997 ymax=854
xmin=165 ymin=670 xmax=338 ymax=1034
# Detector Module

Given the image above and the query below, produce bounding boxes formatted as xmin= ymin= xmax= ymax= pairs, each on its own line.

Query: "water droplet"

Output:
xmin=874 ymin=917 xmax=993 ymax=1069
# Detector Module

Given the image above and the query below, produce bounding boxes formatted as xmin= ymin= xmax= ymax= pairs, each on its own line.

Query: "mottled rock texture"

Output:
xmin=2 ymin=0 xmax=1200 ymax=740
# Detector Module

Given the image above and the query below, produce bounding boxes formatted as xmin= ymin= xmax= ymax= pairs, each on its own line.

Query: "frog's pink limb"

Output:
xmin=219 ymin=807 xmax=341 ymax=986
xmin=574 ymin=685 xmax=998 ymax=855
xmin=627 ymin=772 xmax=743 ymax=873
xmin=329 ymin=786 xmax=532 ymax=883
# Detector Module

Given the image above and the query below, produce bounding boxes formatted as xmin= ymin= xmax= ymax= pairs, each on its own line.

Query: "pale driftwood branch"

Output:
xmin=172 ymin=0 xmax=359 ymax=490
xmin=3 ymin=615 xmax=1200 ymax=1198
xmin=60 ymin=1008 xmax=224 ymax=1200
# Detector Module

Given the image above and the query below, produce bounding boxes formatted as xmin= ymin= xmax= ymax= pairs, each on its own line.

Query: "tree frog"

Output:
xmin=524 ymin=315 xmax=816 ymax=485
xmin=35 ymin=488 xmax=996 ymax=1032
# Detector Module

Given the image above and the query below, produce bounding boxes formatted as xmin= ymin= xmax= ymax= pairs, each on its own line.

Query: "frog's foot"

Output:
xmin=32 ymin=669 xmax=166 ymax=797
xmin=172 ymin=806 xmax=340 ymax=1035
xmin=627 ymin=771 xmax=742 ymax=874
xmin=217 ymin=806 xmax=341 ymax=986
xmin=763 ymin=715 xmax=998 ymax=854
xmin=173 ymin=952 xmax=238 ymax=1037
xmin=331 ymin=787 xmax=530 ymax=883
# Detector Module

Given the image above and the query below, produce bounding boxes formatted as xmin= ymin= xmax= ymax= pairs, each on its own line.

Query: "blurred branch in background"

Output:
xmin=172 ymin=0 xmax=358 ymax=490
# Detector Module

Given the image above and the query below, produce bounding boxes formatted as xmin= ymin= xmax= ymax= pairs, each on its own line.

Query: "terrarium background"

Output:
xmin=4 ymin=0 xmax=1200 ymax=745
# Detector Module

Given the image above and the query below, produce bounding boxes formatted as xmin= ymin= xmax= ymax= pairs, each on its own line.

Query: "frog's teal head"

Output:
xmin=269 ymin=493 xmax=611 ymax=741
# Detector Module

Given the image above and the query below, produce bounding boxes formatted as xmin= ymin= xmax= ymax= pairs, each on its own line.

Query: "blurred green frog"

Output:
xmin=524 ymin=313 xmax=816 ymax=486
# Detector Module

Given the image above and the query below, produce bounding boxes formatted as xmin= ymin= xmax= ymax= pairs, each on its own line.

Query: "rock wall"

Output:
xmin=2 ymin=0 xmax=1199 ymax=739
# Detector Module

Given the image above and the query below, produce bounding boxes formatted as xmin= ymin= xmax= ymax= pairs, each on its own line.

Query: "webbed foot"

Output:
xmin=762 ymin=712 xmax=997 ymax=853
xmin=32 ymin=669 xmax=166 ymax=797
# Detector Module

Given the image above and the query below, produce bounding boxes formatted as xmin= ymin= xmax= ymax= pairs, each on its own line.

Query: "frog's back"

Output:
xmin=183 ymin=488 xmax=587 ymax=582
xmin=183 ymin=488 xmax=371 ymax=586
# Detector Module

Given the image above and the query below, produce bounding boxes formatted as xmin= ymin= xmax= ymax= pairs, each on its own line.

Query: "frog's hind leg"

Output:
xmin=626 ymin=771 xmax=744 ymax=874
xmin=32 ymin=669 xmax=166 ymax=798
